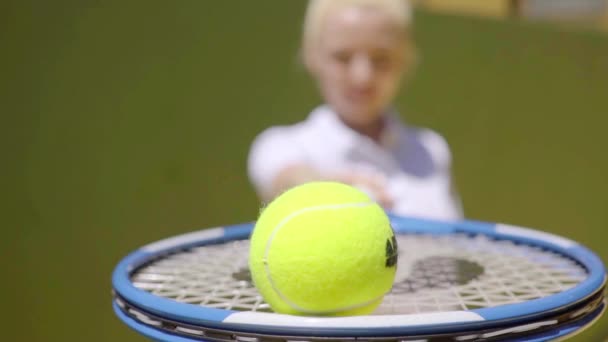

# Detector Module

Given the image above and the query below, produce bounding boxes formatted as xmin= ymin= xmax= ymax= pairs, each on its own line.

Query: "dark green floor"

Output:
xmin=3 ymin=1 xmax=607 ymax=340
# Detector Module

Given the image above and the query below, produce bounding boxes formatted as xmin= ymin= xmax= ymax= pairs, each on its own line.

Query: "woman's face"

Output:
xmin=307 ymin=7 xmax=409 ymax=127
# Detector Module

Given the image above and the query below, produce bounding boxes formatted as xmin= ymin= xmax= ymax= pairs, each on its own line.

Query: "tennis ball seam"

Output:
xmin=262 ymin=201 xmax=387 ymax=315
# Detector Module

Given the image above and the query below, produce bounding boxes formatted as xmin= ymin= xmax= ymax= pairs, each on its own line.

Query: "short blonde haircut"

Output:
xmin=302 ymin=0 xmax=413 ymax=53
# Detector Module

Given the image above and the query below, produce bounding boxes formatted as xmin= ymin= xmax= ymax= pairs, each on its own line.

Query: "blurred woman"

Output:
xmin=248 ymin=0 xmax=463 ymax=221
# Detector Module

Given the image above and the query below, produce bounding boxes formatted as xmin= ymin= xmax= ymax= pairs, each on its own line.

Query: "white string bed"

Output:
xmin=131 ymin=234 xmax=587 ymax=315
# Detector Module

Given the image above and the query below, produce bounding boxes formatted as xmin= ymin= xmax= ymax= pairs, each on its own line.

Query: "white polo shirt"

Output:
xmin=248 ymin=106 xmax=463 ymax=221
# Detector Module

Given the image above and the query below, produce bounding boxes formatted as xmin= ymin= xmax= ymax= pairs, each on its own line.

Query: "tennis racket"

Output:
xmin=112 ymin=215 xmax=606 ymax=341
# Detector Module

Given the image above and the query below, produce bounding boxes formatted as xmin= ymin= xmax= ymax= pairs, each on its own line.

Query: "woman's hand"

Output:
xmin=332 ymin=171 xmax=394 ymax=210
xmin=268 ymin=164 xmax=394 ymax=210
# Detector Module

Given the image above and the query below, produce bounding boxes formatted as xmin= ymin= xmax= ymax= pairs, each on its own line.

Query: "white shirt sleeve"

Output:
xmin=419 ymin=129 xmax=464 ymax=219
xmin=417 ymin=128 xmax=452 ymax=171
xmin=247 ymin=126 xmax=307 ymax=198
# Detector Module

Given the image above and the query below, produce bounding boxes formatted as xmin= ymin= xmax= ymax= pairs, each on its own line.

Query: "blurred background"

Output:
xmin=3 ymin=0 xmax=607 ymax=340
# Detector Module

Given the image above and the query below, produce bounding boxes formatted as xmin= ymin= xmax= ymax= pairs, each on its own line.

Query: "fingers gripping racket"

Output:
xmin=112 ymin=215 xmax=606 ymax=341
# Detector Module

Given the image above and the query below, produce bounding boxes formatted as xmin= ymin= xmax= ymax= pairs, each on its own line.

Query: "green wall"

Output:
xmin=3 ymin=1 xmax=607 ymax=340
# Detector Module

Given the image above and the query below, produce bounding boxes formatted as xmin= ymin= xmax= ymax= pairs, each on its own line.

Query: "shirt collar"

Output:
xmin=310 ymin=105 xmax=404 ymax=150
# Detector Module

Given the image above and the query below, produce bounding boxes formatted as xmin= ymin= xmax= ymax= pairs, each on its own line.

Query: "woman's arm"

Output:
xmin=266 ymin=163 xmax=394 ymax=209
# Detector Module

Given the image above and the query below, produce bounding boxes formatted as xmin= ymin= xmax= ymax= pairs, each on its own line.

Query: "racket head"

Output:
xmin=112 ymin=215 xmax=606 ymax=341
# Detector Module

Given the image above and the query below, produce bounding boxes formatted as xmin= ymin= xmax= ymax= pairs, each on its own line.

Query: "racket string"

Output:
xmin=130 ymin=235 xmax=587 ymax=314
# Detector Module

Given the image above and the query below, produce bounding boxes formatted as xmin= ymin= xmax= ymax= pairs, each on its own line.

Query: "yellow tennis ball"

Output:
xmin=249 ymin=181 xmax=398 ymax=316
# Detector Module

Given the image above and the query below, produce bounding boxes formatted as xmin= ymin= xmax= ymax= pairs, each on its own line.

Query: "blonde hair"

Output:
xmin=302 ymin=0 xmax=413 ymax=53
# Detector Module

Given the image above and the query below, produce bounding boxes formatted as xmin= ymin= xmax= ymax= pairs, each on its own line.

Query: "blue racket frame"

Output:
xmin=112 ymin=215 xmax=606 ymax=340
